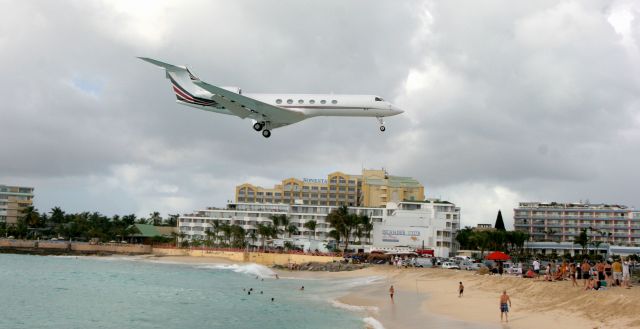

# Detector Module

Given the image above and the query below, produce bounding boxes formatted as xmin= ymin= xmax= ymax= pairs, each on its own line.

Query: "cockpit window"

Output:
xmin=375 ymin=97 xmax=384 ymax=102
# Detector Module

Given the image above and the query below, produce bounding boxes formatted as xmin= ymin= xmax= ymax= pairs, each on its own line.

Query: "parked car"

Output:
xmin=459 ymin=261 xmax=484 ymax=271
xmin=414 ymin=257 xmax=434 ymax=268
xmin=441 ymin=262 xmax=460 ymax=269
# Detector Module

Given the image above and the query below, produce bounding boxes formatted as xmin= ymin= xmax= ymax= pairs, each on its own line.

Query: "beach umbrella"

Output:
xmin=485 ymin=251 xmax=510 ymax=261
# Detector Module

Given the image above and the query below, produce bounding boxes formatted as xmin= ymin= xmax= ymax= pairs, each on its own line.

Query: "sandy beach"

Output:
xmin=142 ymin=255 xmax=640 ymax=329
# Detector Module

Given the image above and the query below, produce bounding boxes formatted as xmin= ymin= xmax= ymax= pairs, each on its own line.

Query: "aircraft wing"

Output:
xmin=193 ymin=80 xmax=305 ymax=126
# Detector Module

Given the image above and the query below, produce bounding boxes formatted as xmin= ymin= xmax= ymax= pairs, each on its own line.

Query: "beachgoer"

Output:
xmin=604 ymin=261 xmax=613 ymax=286
xmin=275 ymin=274 xmax=279 ymax=279
xmin=500 ymin=290 xmax=512 ymax=323
xmin=612 ymin=259 xmax=622 ymax=287
xmin=458 ymin=282 xmax=464 ymax=297
xmin=260 ymin=291 xmax=263 ymax=294
xmin=596 ymin=261 xmax=605 ymax=282
xmin=533 ymin=259 xmax=540 ymax=278
xmin=570 ymin=263 xmax=577 ymax=287
xmin=300 ymin=286 xmax=304 ymax=291
xmin=389 ymin=285 xmax=395 ymax=301
xmin=581 ymin=260 xmax=591 ymax=286
xmin=248 ymin=291 xmax=251 ymax=295
xmin=271 ymin=297 xmax=274 ymax=302
xmin=549 ymin=261 xmax=556 ymax=281
xmin=622 ymin=258 xmax=631 ymax=289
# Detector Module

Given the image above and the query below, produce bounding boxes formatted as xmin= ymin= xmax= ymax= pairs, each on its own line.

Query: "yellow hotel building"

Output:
xmin=235 ymin=169 xmax=424 ymax=208
xmin=0 ymin=185 xmax=34 ymax=225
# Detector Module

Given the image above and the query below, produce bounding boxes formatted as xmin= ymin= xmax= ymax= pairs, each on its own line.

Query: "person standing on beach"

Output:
xmin=389 ymin=285 xmax=395 ymax=301
xmin=500 ymin=290 xmax=512 ymax=323
xmin=581 ymin=260 xmax=591 ymax=287
xmin=458 ymin=282 xmax=464 ymax=297
xmin=622 ymin=257 xmax=631 ymax=289
xmin=533 ymin=259 xmax=540 ymax=279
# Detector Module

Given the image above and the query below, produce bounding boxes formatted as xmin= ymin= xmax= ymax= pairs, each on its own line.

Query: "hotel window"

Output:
xmin=276 ymin=99 xmax=282 ymax=104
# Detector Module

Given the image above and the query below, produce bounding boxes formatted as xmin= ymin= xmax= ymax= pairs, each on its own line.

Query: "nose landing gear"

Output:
xmin=376 ymin=117 xmax=386 ymax=132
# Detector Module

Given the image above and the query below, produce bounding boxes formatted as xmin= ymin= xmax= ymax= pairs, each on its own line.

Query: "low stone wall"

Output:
xmin=151 ymin=247 xmax=342 ymax=266
xmin=0 ymin=239 xmax=151 ymax=255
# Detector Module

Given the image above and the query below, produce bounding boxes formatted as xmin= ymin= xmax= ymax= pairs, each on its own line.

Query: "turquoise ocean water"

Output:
xmin=0 ymin=254 xmax=367 ymax=329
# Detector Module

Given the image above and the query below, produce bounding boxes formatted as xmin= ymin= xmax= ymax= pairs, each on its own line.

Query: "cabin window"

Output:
xmin=287 ymin=99 xmax=293 ymax=104
xmin=276 ymin=99 xmax=282 ymax=104
xmin=298 ymin=99 xmax=304 ymax=104
xmin=320 ymin=100 xmax=326 ymax=104
xmin=375 ymin=97 xmax=384 ymax=101
xmin=309 ymin=100 xmax=315 ymax=104
xmin=331 ymin=100 xmax=337 ymax=104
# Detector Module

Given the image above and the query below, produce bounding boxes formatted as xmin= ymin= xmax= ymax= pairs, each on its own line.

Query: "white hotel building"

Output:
xmin=179 ymin=203 xmax=384 ymax=242
xmin=179 ymin=199 xmax=460 ymax=256
xmin=372 ymin=200 xmax=461 ymax=257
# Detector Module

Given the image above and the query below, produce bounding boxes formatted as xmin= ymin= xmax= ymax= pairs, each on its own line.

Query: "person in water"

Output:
xmin=300 ymin=286 xmax=304 ymax=291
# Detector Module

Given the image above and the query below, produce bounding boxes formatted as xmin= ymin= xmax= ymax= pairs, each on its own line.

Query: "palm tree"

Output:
xmin=211 ymin=220 xmax=221 ymax=246
xmin=303 ymin=220 xmax=317 ymax=241
xmin=149 ymin=211 xmax=162 ymax=226
xmin=256 ymin=223 xmax=273 ymax=251
xmin=327 ymin=206 xmax=348 ymax=250
xmin=50 ymin=207 xmax=65 ymax=225
xmin=269 ymin=214 xmax=290 ymax=238
xmin=248 ymin=231 xmax=258 ymax=248
xmin=230 ymin=225 xmax=246 ymax=248
xmin=574 ymin=228 xmax=590 ymax=255
xmin=286 ymin=223 xmax=298 ymax=237
xmin=359 ymin=215 xmax=373 ymax=244
xmin=220 ymin=223 xmax=232 ymax=246
xmin=21 ymin=206 xmax=41 ymax=228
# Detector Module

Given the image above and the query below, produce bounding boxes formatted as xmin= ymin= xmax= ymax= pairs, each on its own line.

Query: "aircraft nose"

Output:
xmin=390 ymin=105 xmax=404 ymax=115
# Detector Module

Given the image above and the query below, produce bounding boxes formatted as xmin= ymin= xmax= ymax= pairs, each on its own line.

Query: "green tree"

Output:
xmin=455 ymin=227 xmax=474 ymax=249
xmin=574 ymin=228 xmax=590 ymax=255
xmin=230 ymin=225 xmax=246 ymax=248
xmin=494 ymin=210 xmax=506 ymax=231
xmin=360 ymin=215 xmax=373 ymax=244
xmin=286 ymin=223 xmax=299 ymax=237
xmin=149 ymin=212 xmax=162 ymax=226
xmin=303 ymin=220 xmax=317 ymax=241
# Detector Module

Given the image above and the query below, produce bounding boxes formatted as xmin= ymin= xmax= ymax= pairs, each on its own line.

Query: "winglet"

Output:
xmin=138 ymin=57 xmax=187 ymax=71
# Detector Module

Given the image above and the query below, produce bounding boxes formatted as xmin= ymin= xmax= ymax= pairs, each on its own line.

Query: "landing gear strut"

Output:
xmin=262 ymin=129 xmax=271 ymax=138
xmin=377 ymin=117 xmax=386 ymax=132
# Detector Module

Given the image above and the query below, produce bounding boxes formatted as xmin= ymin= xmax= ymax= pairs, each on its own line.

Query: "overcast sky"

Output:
xmin=1 ymin=0 xmax=639 ymax=228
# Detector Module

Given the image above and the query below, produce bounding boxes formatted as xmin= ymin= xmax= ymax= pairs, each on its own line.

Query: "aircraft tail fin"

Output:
xmin=139 ymin=57 xmax=216 ymax=106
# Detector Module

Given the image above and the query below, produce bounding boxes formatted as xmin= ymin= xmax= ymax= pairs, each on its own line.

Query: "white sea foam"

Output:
xmin=330 ymin=299 xmax=379 ymax=313
xmin=202 ymin=263 xmax=276 ymax=278
xmin=335 ymin=275 xmax=384 ymax=288
xmin=363 ymin=317 xmax=385 ymax=329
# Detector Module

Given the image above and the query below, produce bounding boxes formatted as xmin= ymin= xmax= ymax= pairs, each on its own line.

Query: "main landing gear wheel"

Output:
xmin=253 ymin=122 xmax=264 ymax=131
xmin=379 ymin=126 xmax=386 ymax=132
xmin=262 ymin=129 xmax=271 ymax=138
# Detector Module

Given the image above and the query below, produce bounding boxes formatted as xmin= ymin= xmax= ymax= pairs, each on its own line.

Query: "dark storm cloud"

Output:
xmin=0 ymin=0 xmax=638 ymax=226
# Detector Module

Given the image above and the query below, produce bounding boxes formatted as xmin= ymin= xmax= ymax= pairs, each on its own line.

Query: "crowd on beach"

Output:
xmin=524 ymin=257 xmax=635 ymax=290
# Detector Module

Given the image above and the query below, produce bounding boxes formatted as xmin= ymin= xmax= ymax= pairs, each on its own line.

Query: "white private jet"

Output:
xmin=139 ymin=57 xmax=404 ymax=138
